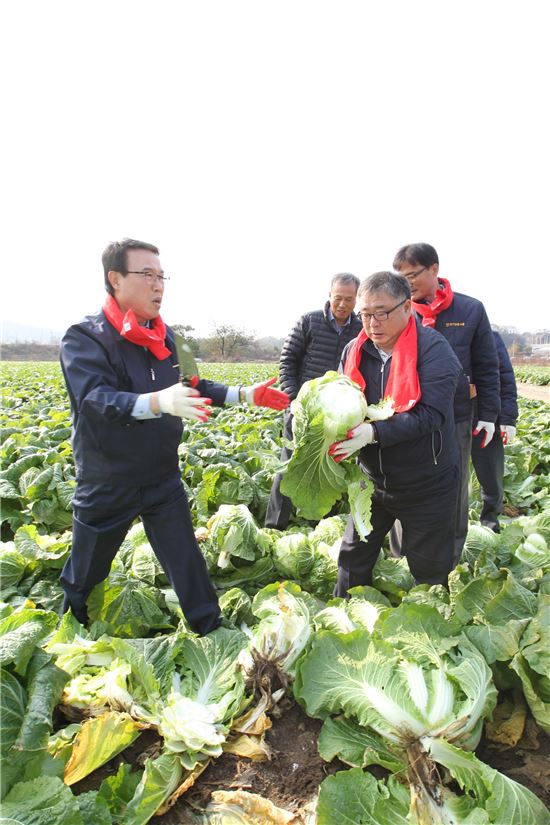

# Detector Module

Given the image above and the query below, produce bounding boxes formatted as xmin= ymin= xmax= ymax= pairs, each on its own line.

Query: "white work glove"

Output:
xmin=473 ymin=420 xmax=496 ymax=448
xmin=328 ymin=423 xmax=375 ymax=463
xmin=156 ymin=384 xmax=212 ymax=421
xmin=500 ymin=424 xmax=516 ymax=445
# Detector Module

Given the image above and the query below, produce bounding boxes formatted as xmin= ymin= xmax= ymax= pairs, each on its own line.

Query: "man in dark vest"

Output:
xmin=59 ymin=238 xmax=289 ymax=635
xmin=264 ymin=273 xmax=362 ymax=529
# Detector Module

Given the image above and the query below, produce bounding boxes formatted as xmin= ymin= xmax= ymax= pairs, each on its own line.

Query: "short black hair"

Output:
xmin=393 ymin=242 xmax=439 ymax=271
xmin=102 ymin=238 xmax=160 ymax=295
xmin=358 ymin=271 xmax=411 ymax=302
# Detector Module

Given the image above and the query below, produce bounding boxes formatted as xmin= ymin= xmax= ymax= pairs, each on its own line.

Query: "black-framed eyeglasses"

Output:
xmin=359 ymin=298 xmax=408 ymax=323
xmin=400 ymin=266 xmax=426 ymax=282
xmin=125 ymin=270 xmax=170 ymax=284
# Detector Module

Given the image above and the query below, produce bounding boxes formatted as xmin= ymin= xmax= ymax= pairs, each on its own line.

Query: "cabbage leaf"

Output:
xmin=280 ymin=372 xmax=374 ymax=536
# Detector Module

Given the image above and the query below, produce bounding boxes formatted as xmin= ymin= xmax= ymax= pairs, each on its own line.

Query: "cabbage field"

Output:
xmin=513 ymin=365 xmax=550 ymax=386
xmin=1 ymin=361 xmax=550 ymax=824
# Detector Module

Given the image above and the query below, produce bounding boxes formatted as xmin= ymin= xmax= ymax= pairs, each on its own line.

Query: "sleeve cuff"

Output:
xmin=224 ymin=386 xmax=240 ymax=405
xmin=132 ymin=394 xmax=162 ymax=419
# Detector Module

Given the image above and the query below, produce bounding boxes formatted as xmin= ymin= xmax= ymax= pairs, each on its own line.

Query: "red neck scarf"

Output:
xmin=103 ymin=294 xmax=172 ymax=360
xmin=344 ymin=315 xmax=421 ymax=413
xmin=412 ymin=277 xmax=454 ymax=328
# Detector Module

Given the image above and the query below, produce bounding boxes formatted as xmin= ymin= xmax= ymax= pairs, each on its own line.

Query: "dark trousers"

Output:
xmin=60 ymin=473 xmax=220 ymax=635
xmin=389 ymin=418 xmax=471 ymax=567
xmin=471 ymin=429 xmax=504 ymax=532
xmin=335 ymin=465 xmax=458 ymax=597
xmin=264 ymin=410 xmax=294 ymax=529
xmin=453 ymin=418 xmax=473 ymax=564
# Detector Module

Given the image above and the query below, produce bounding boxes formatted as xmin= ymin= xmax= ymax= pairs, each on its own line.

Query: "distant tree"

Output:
xmin=203 ymin=324 xmax=254 ymax=360
xmin=171 ymin=324 xmax=200 ymax=356
xmin=171 ymin=324 xmax=195 ymax=337
xmin=243 ymin=336 xmax=282 ymax=361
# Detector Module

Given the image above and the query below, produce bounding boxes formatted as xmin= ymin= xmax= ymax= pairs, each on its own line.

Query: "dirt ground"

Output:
xmin=73 ymin=699 xmax=550 ymax=822
xmin=516 ymin=382 xmax=550 ymax=403
xmin=476 ymin=717 xmax=550 ymax=810
xmin=158 ymin=701 xmax=351 ymax=823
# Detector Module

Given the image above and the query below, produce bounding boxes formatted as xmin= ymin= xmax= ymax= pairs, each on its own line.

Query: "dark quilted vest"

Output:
xmin=279 ymin=302 xmax=362 ymax=399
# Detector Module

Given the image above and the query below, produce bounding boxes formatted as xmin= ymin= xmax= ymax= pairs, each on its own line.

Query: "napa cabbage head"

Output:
xmin=206 ymin=504 xmax=271 ymax=569
xmin=272 ymin=532 xmax=314 ymax=580
xmin=295 ymin=603 xmax=497 ymax=753
xmin=290 ymin=371 xmax=368 ymax=446
xmin=158 ymin=693 xmax=226 ymax=757
xmin=241 ymin=582 xmax=320 ymax=679
xmin=308 ymin=515 xmax=347 ymax=550
xmin=314 ymin=589 xmax=392 ymax=635
xmin=280 ymin=372 xmax=373 ymax=537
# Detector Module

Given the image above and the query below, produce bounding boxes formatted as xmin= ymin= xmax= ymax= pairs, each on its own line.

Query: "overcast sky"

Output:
xmin=3 ymin=1 xmax=549 ymax=340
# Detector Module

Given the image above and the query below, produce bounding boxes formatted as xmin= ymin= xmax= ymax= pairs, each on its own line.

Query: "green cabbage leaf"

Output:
xmin=280 ymin=372 xmax=374 ymax=537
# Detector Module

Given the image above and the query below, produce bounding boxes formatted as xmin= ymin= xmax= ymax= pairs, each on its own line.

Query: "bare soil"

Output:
xmin=516 ymin=382 xmax=550 ymax=403
xmin=160 ymin=701 xmax=347 ymax=823
xmin=73 ymin=700 xmax=550 ymax=821
xmin=477 ymin=717 xmax=550 ymax=810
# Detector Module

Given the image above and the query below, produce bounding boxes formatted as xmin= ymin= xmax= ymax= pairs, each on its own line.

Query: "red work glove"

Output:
xmin=244 ymin=378 xmax=290 ymax=411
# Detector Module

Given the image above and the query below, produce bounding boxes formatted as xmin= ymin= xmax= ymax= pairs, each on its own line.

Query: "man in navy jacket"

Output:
xmin=392 ymin=243 xmax=500 ymax=564
xmin=60 ymin=238 xmax=289 ymax=635
xmin=471 ymin=330 xmax=518 ymax=532
xmin=330 ymin=272 xmax=462 ymax=593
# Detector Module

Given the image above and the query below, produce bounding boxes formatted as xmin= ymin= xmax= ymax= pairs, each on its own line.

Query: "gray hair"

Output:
xmin=330 ymin=272 xmax=360 ymax=291
xmin=358 ymin=271 xmax=411 ymax=302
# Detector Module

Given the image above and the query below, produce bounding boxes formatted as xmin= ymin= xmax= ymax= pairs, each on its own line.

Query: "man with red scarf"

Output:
xmin=59 ymin=238 xmax=289 ymax=635
xmin=392 ymin=243 xmax=500 ymax=564
xmin=329 ymin=271 xmax=462 ymax=594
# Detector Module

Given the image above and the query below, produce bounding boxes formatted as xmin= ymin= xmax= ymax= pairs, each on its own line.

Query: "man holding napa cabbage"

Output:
xmin=329 ymin=271 xmax=463 ymax=594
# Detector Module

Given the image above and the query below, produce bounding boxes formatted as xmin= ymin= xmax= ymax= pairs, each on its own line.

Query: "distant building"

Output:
xmin=531 ymin=344 xmax=550 ymax=358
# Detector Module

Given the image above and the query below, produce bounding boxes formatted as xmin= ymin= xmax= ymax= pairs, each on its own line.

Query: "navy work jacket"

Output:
xmin=494 ymin=331 xmax=518 ymax=426
xmin=415 ymin=291 xmax=500 ymax=424
xmin=342 ymin=320 xmax=462 ymax=490
xmin=60 ymin=310 xmax=227 ymax=485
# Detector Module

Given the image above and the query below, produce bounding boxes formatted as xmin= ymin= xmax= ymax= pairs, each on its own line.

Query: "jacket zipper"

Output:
xmin=375 ymin=351 xmax=442 ymax=476
xmin=145 ymin=349 xmax=156 ymax=382
xmin=432 ymin=432 xmax=438 ymax=465
xmin=378 ymin=360 xmax=387 ymax=489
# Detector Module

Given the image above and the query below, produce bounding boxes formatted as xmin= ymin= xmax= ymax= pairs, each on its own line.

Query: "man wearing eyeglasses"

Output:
xmin=264 ymin=273 xmax=362 ymax=529
xmin=59 ymin=237 xmax=289 ymax=635
xmin=329 ymin=271 xmax=462 ymax=593
xmin=391 ymin=242 xmax=500 ymax=565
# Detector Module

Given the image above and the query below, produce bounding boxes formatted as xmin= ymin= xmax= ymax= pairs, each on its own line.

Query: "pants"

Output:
xmin=453 ymin=418 xmax=473 ymax=564
xmin=389 ymin=418 xmax=471 ymax=567
xmin=335 ymin=465 xmax=458 ymax=597
xmin=471 ymin=429 xmax=504 ymax=532
xmin=264 ymin=410 xmax=294 ymax=529
xmin=60 ymin=473 xmax=220 ymax=635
